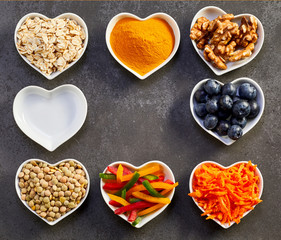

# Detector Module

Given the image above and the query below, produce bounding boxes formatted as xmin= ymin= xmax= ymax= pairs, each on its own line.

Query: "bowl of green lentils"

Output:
xmin=15 ymin=158 xmax=90 ymax=225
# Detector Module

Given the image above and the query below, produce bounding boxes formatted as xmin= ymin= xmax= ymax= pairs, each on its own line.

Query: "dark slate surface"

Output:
xmin=0 ymin=1 xmax=280 ymax=240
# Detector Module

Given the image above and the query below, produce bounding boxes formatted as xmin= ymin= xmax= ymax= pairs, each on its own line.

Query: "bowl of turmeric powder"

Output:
xmin=106 ymin=13 xmax=180 ymax=80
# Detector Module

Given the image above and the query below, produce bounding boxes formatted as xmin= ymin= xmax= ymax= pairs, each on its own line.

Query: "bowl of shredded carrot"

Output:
xmin=99 ymin=160 xmax=178 ymax=228
xmin=189 ymin=161 xmax=263 ymax=228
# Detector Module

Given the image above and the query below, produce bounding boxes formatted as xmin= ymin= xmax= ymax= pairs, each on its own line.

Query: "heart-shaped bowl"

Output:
xmin=100 ymin=160 xmax=176 ymax=228
xmin=106 ymin=12 xmax=180 ymax=80
xmin=189 ymin=161 xmax=263 ymax=228
xmin=190 ymin=77 xmax=265 ymax=145
xmin=14 ymin=13 xmax=88 ymax=80
xmin=15 ymin=158 xmax=90 ymax=225
xmin=190 ymin=6 xmax=264 ymax=75
xmin=13 ymin=84 xmax=88 ymax=151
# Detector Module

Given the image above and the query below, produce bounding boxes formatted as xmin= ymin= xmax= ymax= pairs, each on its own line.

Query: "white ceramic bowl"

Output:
xmin=15 ymin=158 xmax=90 ymax=225
xmin=190 ymin=6 xmax=264 ymax=75
xmin=189 ymin=161 xmax=263 ymax=229
xmin=100 ymin=160 xmax=176 ymax=228
xmin=13 ymin=84 xmax=88 ymax=151
xmin=106 ymin=12 xmax=180 ymax=80
xmin=190 ymin=77 xmax=265 ymax=145
xmin=14 ymin=13 xmax=88 ymax=80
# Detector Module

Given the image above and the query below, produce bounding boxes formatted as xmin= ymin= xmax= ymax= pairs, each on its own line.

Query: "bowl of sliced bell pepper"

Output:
xmin=99 ymin=160 xmax=178 ymax=228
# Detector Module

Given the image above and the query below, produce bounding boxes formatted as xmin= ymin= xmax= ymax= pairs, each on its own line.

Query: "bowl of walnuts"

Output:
xmin=190 ymin=6 xmax=264 ymax=75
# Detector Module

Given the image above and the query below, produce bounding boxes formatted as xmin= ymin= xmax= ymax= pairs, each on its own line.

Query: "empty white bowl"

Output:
xmin=190 ymin=6 xmax=264 ymax=75
xmin=100 ymin=160 xmax=176 ymax=228
xmin=13 ymin=84 xmax=88 ymax=151
xmin=190 ymin=77 xmax=265 ymax=145
xmin=14 ymin=13 xmax=88 ymax=80
xmin=106 ymin=12 xmax=180 ymax=80
xmin=189 ymin=161 xmax=263 ymax=228
xmin=15 ymin=158 xmax=90 ymax=225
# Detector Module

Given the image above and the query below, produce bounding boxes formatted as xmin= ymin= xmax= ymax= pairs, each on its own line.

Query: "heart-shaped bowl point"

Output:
xmin=15 ymin=158 xmax=90 ymax=225
xmin=13 ymin=84 xmax=88 ymax=151
xmin=15 ymin=13 xmax=88 ymax=80
xmin=106 ymin=12 xmax=180 ymax=80
xmin=190 ymin=6 xmax=264 ymax=75
xmin=190 ymin=77 xmax=265 ymax=145
xmin=100 ymin=160 xmax=176 ymax=228
xmin=189 ymin=161 xmax=263 ymax=229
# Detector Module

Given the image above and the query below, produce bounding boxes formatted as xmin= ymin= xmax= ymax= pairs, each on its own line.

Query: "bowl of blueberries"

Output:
xmin=190 ymin=77 xmax=265 ymax=145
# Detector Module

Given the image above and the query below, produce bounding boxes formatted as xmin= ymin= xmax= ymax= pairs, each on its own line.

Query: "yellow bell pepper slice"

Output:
xmin=138 ymin=203 xmax=165 ymax=216
xmin=116 ymin=164 xmax=123 ymax=183
xmin=121 ymin=165 xmax=161 ymax=182
xmin=126 ymin=182 xmax=178 ymax=197
xmin=132 ymin=191 xmax=171 ymax=204
xmin=107 ymin=194 xmax=130 ymax=206
xmin=161 ymin=182 xmax=179 ymax=195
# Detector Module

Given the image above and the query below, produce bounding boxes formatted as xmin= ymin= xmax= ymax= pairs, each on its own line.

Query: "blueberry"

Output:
xmin=248 ymin=100 xmax=260 ymax=119
xmin=233 ymin=96 xmax=241 ymax=103
xmin=194 ymin=89 xmax=209 ymax=103
xmin=217 ymin=110 xmax=231 ymax=120
xmin=216 ymin=120 xmax=231 ymax=136
xmin=194 ymin=103 xmax=207 ymax=117
xmin=206 ymin=99 xmax=219 ymax=113
xmin=219 ymin=95 xmax=233 ymax=111
xmin=204 ymin=114 xmax=218 ymax=130
xmin=231 ymin=117 xmax=247 ymax=128
xmin=211 ymin=94 xmax=221 ymax=102
xmin=232 ymin=100 xmax=251 ymax=118
xmin=222 ymin=83 xmax=236 ymax=97
xmin=227 ymin=125 xmax=243 ymax=140
xmin=239 ymin=83 xmax=257 ymax=100
xmin=204 ymin=79 xmax=221 ymax=96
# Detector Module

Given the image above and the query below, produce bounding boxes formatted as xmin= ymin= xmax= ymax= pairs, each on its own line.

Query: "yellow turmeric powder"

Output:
xmin=110 ymin=17 xmax=175 ymax=76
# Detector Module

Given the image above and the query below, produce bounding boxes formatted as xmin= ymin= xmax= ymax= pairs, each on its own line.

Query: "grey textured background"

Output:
xmin=0 ymin=1 xmax=281 ymax=240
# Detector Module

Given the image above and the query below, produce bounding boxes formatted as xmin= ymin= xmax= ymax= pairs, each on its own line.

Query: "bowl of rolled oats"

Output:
xmin=189 ymin=6 xmax=264 ymax=75
xmin=15 ymin=158 xmax=90 ymax=225
xmin=15 ymin=13 xmax=88 ymax=80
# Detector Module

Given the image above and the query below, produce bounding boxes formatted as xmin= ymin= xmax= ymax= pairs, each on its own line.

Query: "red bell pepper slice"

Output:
xmin=114 ymin=201 xmax=155 ymax=215
xmin=103 ymin=182 xmax=127 ymax=190
xmin=141 ymin=190 xmax=151 ymax=195
xmin=109 ymin=200 xmax=122 ymax=207
xmin=128 ymin=209 xmax=138 ymax=222
xmin=153 ymin=175 xmax=165 ymax=182
xmin=164 ymin=179 xmax=174 ymax=185
xmin=107 ymin=165 xmax=132 ymax=175
xmin=138 ymin=175 xmax=165 ymax=184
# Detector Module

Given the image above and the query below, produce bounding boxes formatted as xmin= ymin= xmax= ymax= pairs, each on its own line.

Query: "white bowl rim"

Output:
xmin=13 ymin=84 xmax=88 ymax=151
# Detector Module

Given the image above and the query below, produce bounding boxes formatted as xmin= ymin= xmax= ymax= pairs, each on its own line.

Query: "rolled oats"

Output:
xmin=16 ymin=17 xmax=86 ymax=76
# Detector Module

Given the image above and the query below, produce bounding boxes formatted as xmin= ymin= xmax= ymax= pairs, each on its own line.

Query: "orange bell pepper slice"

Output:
xmin=121 ymin=165 xmax=161 ymax=182
xmin=132 ymin=191 xmax=171 ymax=204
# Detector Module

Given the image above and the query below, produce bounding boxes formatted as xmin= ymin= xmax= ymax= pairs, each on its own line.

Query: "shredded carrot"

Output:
xmin=188 ymin=161 xmax=262 ymax=225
